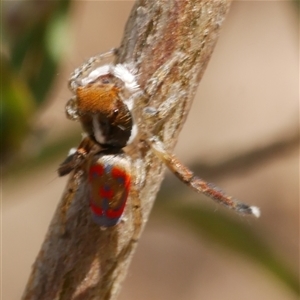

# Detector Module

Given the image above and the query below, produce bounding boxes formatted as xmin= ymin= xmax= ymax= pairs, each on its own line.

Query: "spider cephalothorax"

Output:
xmin=66 ymin=57 xmax=139 ymax=149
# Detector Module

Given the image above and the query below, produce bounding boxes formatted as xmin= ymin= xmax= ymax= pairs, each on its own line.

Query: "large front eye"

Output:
xmin=100 ymin=75 xmax=112 ymax=84
xmin=101 ymin=78 xmax=110 ymax=84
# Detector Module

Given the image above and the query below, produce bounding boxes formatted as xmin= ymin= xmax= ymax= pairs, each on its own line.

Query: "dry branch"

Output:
xmin=22 ymin=1 xmax=231 ymax=299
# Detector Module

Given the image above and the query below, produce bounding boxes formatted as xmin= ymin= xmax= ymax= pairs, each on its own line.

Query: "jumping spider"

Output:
xmin=58 ymin=49 xmax=260 ymax=230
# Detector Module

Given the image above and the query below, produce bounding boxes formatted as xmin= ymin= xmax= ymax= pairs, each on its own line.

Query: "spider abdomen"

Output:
xmin=88 ymin=153 xmax=131 ymax=227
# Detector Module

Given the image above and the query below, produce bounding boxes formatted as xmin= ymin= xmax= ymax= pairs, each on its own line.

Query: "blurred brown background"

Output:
xmin=2 ymin=1 xmax=299 ymax=300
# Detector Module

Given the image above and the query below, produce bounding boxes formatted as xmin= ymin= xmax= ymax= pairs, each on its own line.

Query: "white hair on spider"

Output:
xmin=79 ymin=62 xmax=139 ymax=95
xmin=68 ymin=147 xmax=77 ymax=156
xmin=80 ymin=65 xmax=112 ymax=86
xmin=250 ymin=206 xmax=261 ymax=218
xmin=113 ymin=63 xmax=139 ymax=93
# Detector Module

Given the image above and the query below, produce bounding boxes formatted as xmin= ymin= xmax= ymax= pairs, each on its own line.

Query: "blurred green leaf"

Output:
xmin=157 ymin=198 xmax=299 ymax=296
xmin=1 ymin=0 xmax=72 ymax=162
xmin=1 ymin=55 xmax=35 ymax=161
xmin=4 ymin=0 xmax=71 ymax=104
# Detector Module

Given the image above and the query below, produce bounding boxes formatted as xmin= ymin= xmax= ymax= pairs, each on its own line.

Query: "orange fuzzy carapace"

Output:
xmin=76 ymin=83 xmax=121 ymax=115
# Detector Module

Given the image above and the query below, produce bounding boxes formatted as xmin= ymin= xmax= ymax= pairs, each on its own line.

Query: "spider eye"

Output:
xmin=101 ymin=77 xmax=111 ymax=84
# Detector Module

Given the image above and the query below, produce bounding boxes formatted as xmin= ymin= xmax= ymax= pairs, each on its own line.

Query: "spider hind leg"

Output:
xmin=139 ymin=56 xmax=260 ymax=217
xmin=148 ymin=136 xmax=260 ymax=217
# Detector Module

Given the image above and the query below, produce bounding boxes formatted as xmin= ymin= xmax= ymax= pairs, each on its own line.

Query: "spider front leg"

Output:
xmin=65 ymin=49 xmax=119 ymax=121
xmin=68 ymin=48 xmax=118 ymax=92
xmin=143 ymin=53 xmax=186 ymax=97
xmin=142 ymin=87 xmax=186 ymax=133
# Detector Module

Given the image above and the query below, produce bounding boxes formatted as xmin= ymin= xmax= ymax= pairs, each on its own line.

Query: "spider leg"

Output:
xmin=140 ymin=59 xmax=260 ymax=217
xmin=59 ymin=169 xmax=83 ymax=235
xmin=58 ymin=136 xmax=99 ymax=176
xmin=58 ymin=136 xmax=104 ymax=234
xmin=68 ymin=48 xmax=118 ymax=92
xmin=144 ymin=52 xmax=186 ymax=97
xmin=143 ymin=87 xmax=186 ymax=133
xmin=148 ymin=136 xmax=260 ymax=217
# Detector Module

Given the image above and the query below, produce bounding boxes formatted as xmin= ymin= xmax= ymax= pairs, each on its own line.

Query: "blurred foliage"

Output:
xmin=1 ymin=55 xmax=35 ymax=162
xmin=154 ymin=192 xmax=299 ymax=296
xmin=1 ymin=0 xmax=72 ymax=163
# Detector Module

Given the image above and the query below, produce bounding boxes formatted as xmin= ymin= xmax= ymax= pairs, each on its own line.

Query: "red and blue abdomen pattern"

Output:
xmin=88 ymin=154 xmax=131 ymax=227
